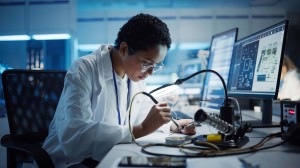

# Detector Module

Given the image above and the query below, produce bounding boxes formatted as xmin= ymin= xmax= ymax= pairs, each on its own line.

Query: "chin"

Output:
xmin=132 ymin=78 xmax=140 ymax=82
xmin=128 ymin=76 xmax=140 ymax=82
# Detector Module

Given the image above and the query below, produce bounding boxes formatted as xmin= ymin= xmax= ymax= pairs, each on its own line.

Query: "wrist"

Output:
xmin=133 ymin=123 xmax=153 ymax=139
xmin=132 ymin=124 xmax=143 ymax=139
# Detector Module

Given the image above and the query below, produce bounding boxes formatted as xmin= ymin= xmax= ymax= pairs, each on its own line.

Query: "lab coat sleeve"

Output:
xmin=54 ymin=59 xmax=131 ymax=161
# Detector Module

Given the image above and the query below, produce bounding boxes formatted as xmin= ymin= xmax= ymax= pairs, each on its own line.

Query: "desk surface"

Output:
xmin=97 ymin=113 xmax=300 ymax=168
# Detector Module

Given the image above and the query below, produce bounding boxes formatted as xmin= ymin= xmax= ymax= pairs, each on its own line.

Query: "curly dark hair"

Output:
xmin=114 ymin=13 xmax=171 ymax=54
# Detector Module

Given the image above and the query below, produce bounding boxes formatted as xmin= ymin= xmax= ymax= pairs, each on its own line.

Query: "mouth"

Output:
xmin=138 ymin=75 xmax=148 ymax=80
xmin=138 ymin=76 xmax=146 ymax=80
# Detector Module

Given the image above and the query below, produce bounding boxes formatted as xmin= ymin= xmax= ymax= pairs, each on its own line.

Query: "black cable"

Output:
xmin=131 ymin=72 xmax=285 ymax=158
xmin=149 ymin=69 xmax=229 ymax=105
xmin=175 ymin=69 xmax=229 ymax=105
xmin=141 ymin=91 xmax=158 ymax=104
xmin=140 ymin=132 xmax=286 ymax=157
xmin=149 ymin=84 xmax=175 ymax=95
xmin=141 ymin=143 xmax=218 ymax=158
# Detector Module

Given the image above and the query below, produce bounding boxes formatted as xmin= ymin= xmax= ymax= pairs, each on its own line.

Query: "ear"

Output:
xmin=119 ymin=42 xmax=128 ymax=58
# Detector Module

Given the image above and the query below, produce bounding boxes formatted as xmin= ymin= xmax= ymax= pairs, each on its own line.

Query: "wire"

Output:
xmin=128 ymin=92 xmax=286 ymax=157
xmin=128 ymin=92 xmax=144 ymax=147
xmin=229 ymin=97 xmax=242 ymax=128
xmin=141 ymin=134 xmax=285 ymax=157
xmin=174 ymin=132 xmax=284 ymax=157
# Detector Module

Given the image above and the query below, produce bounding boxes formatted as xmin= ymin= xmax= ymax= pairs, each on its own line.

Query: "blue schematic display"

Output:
xmin=237 ymin=40 xmax=259 ymax=90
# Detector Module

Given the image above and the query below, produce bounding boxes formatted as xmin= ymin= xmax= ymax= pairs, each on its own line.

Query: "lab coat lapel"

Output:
xmin=96 ymin=45 xmax=113 ymax=82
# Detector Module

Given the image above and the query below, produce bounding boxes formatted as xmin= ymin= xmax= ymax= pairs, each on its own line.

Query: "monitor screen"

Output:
xmin=178 ymin=59 xmax=202 ymax=87
xmin=201 ymin=28 xmax=238 ymax=111
xmin=227 ymin=20 xmax=288 ymax=100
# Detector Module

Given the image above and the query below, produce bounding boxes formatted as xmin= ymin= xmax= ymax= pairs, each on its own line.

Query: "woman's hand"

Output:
xmin=134 ymin=102 xmax=171 ymax=138
xmin=170 ymin=119 xmax=196 ymax=135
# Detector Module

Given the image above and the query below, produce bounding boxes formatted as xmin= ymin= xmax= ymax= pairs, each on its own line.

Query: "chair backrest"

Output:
xmin=2 ymin=69 xmax=66 ymax=143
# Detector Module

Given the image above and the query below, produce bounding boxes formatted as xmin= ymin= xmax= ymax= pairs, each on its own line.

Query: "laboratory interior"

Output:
xmin=1 ymin=0 xmax=300 ymax=167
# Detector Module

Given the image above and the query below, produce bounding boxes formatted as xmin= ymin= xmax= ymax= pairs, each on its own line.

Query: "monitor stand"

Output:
xmin=242 ymin=99 xmax=280 ymax=128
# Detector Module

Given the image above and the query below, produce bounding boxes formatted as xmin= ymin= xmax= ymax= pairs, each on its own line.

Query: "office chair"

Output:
xmin=1 ymin=69 xmax=66 ymax=168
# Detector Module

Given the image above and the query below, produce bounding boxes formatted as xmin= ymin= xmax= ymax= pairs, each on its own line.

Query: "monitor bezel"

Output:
xmin=227 ymin=20 xmax=289 ymax=100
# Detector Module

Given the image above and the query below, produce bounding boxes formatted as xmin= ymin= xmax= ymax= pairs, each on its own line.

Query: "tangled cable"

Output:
xmin=128 ymin=92 xmax=286 ymax=157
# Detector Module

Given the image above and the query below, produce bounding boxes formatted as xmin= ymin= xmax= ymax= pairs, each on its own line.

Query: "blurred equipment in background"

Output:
xmin=26 ymin=40 xmax=44 ymax=70
xmin=278 ymin=55 xmax=300 ymax=101
xmin=281 ymin=101 xmax=300 ymax=141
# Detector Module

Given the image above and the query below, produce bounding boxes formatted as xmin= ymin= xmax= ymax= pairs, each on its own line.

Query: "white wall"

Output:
xmin=0 ymin=0 xmax=77 ymax=69
xmin=0 ymin=0 xmax=76 ymax=36
xmin=76 ymin=7 xmax=287 ymax=46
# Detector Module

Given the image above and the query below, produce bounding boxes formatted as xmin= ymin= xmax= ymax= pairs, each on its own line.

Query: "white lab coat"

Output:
xmin=42 ymin=45 xmax=170 ymax=167
xmin=278 ymin=69 xmax=300 ymax=100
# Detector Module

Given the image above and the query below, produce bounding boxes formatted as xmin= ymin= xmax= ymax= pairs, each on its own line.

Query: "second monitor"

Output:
xmin=227 ymin=20 xmax=289 ymax=127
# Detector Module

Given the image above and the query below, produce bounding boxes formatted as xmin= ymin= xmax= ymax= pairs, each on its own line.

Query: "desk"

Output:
xmin=97 ymin=117 xmax=300 ymax=168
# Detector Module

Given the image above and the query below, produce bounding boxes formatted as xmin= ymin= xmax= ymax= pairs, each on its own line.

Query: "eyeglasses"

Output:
xmin=141 ymin=61 xmax=164 ymax=73
xmin=128 ymin=47 xmax=164 ymax=73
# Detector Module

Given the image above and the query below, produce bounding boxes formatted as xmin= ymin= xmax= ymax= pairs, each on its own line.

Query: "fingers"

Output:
xmin=181 ymin=123 xmax=196 ymax=135
xmin=157 ymin=101 xmax=169 ymax=107
xmin=176 ymin=119 xmax=196 ymax=135
xmin=155 ymin=102 xmax=171 ymax=119
xmin=159 ymin=111 xmax=171 ymax=124
xmin=181 ymin=128 xmax=196 ymax=135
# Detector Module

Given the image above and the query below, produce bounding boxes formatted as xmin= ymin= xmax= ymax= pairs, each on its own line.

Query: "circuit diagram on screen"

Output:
xmin=256 ymin=42 xmax=278 ymax=81
xmin=236 ymin=41 xmax=259 ymax=90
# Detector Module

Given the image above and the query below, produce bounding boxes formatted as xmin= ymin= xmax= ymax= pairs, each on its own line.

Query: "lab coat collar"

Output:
xmin=96 ymin=45 xmax=114 ymax=81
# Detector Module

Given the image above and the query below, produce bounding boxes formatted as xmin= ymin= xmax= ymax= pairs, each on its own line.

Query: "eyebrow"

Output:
xmin=143 ymin=58 xmax=162 ymax=64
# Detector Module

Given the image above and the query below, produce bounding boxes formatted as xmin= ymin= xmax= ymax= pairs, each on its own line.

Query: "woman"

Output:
xmin=42 ymin=13 xmax=195 ymax=167
xmin=278 ymin=55 xmax=300 ymax=100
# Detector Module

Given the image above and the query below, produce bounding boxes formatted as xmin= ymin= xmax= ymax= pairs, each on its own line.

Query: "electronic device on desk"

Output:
xmin=227 ymin=20 xmax=289 ymax=128
xmin=281 ymin=101 xmax=300 ymax=146
xmin=192 ymin=109 xmax=249 ymax=148
xmin=201 ymin=28 xmax=238 ymax=112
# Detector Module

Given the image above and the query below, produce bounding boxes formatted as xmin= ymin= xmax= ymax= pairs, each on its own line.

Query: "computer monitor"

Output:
xmin=201 ymin=28 xmax=238 ymax=112
xmin=227 ymin=20 xmax=289 ymax=127
xmin=178 ymin=59 xmax=203 ymax=88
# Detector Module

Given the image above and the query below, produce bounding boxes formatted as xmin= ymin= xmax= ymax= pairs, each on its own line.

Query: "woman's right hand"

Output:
xmin=133 ymin=102 xmax=171 ymax=139
xmin=142 ymin=102 xmax=172 ymax=133
xmin=141 ymin=102 xmax=171 ymax=134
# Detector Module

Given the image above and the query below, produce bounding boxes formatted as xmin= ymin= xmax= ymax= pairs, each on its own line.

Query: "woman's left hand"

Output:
xmin=170 ymin=119 xmax=196 ymax=135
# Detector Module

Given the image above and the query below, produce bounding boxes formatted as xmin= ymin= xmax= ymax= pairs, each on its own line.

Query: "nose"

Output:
xmin=146 ymin=68 xmax=154 ymax=76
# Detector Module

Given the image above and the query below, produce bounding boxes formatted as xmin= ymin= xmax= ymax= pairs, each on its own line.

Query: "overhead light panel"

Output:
xmin=32 ymin=34 xmax=71 ymax=40
xmin=0 ymin=35 xmax=30 ymax=41
xmin=77 ymin=44 xmax=100 ymax=51
xmin=178 ymin=42 xmax=210 ymax=50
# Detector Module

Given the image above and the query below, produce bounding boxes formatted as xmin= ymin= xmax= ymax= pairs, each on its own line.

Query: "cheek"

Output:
xmin=124 ymin=60 xmax=141 ymax=75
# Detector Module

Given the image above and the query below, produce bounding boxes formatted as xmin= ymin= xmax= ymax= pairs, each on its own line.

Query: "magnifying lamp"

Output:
xmin=150 ymin=69 xmax=228 ymax=103
xmin=137 ymin=69 xmax=250 ymax=147
xmin=148 ymin=69 xmax=233 ymax=126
